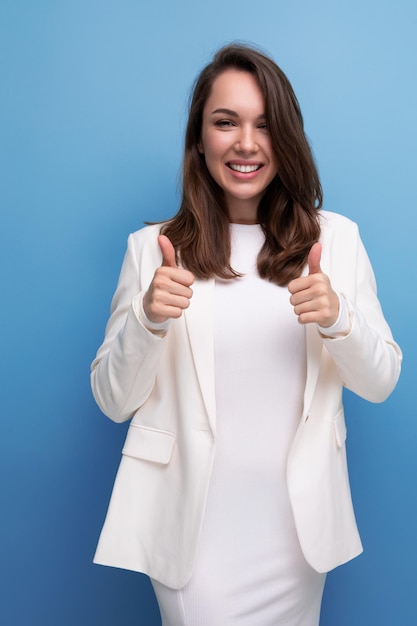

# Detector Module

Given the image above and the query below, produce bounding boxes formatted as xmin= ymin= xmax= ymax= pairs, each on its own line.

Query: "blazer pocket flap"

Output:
xmin=122 ymin=424 xmax=175 ymax=464
xmin=333 ymin=410 xmax=347 ymax=448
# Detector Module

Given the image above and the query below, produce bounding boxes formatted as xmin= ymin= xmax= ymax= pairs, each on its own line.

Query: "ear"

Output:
xmin=197 ymin=139 xmax=204 ymax=154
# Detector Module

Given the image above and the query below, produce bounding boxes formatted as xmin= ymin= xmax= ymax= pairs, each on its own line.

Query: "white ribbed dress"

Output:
xmin=152 ymin=224 xmax=326 ymax=625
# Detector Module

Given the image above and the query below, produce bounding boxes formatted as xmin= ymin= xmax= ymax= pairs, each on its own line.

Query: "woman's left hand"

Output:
xmin=288 ymin=243 xmax=339 ymax=328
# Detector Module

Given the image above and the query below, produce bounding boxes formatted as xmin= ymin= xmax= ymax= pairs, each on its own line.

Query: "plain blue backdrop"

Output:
xmin=1 ymin=1 xmax=416 ymax=624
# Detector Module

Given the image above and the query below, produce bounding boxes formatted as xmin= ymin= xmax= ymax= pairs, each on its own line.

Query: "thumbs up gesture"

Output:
xmin=288 ymin=242 xmax=339 ymax=328
xmin=143 ymin=235 xmax=195 ymax=324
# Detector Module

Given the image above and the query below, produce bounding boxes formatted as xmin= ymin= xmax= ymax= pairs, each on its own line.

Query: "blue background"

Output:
xmin=1 ymin=1 xmax=416 ymax=624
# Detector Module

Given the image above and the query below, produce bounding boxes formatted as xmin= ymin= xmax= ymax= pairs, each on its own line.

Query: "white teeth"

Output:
xmin=229 ymin=163 xmax=261 ymax=173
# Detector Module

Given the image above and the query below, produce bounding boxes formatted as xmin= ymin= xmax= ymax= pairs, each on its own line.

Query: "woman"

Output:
xmin=91 ymin=44 xmax=401 ymax=625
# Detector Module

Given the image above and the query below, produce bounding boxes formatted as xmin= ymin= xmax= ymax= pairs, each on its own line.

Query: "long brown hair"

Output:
xmin=161 ymin=43 xmax=322 ymax=286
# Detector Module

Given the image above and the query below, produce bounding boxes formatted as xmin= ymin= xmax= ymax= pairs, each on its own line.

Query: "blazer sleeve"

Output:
xmin=91 ymin=231 xmax=167 ymax=423
xmin=321 ymin=227 xmax=402 ymax=403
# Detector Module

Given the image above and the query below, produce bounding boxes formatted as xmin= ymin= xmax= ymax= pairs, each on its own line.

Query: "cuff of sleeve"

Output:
xmin=132 ymin=293 xmax=171 ymax=337
xmin=317 ymin=292 xmax=352 ymax=338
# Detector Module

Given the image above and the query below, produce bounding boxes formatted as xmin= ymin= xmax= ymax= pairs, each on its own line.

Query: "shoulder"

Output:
xmin=318 ymin=210 xmax=360 ymax=247
xmin=128 ymin=223 xmax=163 ymax=247
xmin=126 ymin=224 xmax=166 ymax=259
xmin=121 ymin=224 xmax=166 ymax=276
xmin=317 ymin=211 xmax=365 ymax=282
xmin=318 ymin=210 xmax=359 ymax=233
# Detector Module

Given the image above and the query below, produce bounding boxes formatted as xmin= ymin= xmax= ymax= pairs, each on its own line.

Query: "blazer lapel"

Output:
xmin=184 ymin=278 xmax=217 ymax=435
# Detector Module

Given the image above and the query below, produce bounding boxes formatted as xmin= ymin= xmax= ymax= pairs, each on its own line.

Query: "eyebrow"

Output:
xmin=211 ymin=108 xmax=266 ymax=120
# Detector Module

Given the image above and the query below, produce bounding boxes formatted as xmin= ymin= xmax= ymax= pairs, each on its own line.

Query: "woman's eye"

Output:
xmin=258 ymin=123 xmax=268 ymax=130
xmin=215 ymin=120 xmax=235 ymax=128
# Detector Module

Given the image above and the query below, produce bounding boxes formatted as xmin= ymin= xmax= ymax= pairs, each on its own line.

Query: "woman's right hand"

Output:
xmin=143 ymin=235 xmax=195 ymax=323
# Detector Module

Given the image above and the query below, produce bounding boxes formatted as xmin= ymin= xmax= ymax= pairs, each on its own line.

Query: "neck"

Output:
xmin=226 ymin=199 xmax=259 ymax=224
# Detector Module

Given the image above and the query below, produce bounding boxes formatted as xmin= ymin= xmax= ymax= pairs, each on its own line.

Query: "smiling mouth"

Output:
xmin=227 ymin=163 xmax=262 ymax=173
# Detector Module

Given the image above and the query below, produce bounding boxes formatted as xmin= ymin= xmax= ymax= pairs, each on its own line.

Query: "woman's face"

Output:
xmin=198 ymin=69 xmax=278 ymax=224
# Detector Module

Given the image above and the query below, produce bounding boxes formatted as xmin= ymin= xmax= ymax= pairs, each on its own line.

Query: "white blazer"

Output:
xmin=91 ymin=211 xmax=401 ymax=589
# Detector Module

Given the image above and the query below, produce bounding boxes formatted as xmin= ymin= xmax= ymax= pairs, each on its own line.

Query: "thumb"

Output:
xmin=308 ymin=242 xmax=322 ymax=275
xmin=158 ymin=235 xmax=177 ymax=268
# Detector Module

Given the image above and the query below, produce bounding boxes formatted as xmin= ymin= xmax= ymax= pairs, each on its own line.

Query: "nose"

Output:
xmin=236 ymin=125 xmax=258 ymax=153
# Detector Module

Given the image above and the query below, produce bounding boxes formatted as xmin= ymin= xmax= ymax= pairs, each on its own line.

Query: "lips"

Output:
xmin=227 ymin=163 xmax=263 ymax=173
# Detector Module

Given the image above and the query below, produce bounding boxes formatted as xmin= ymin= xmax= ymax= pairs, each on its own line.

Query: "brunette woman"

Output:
xmin=91 ymin=44 xmax=401 ymax=625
